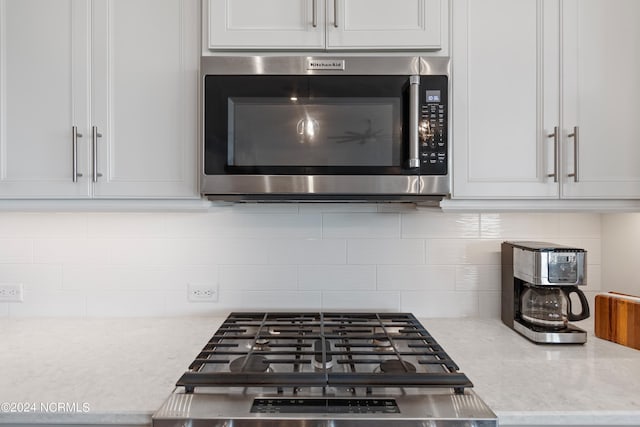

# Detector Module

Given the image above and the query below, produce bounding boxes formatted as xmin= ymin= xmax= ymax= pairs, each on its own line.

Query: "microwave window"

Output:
xmin=229 ymin=97 xmax=401 ymax=167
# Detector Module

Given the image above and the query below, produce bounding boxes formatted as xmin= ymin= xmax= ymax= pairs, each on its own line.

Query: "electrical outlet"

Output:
xmin=187 ymin=283 xmax=218 ymax=302
xmin=0 ymin=283 xmax=23 ymax=302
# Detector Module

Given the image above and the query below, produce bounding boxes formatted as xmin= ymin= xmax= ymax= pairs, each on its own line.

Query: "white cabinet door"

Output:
xmin=452 ymin=0 xmax=560 ymax=199
xmin=0 ymin=0 xmax=91 ymax=198
xmin=90 ymin=0 xmax=198 ymax=198
xmin=207 ymin=0 xmax=325 ymax=50
xmin=561 ymin=0 xmax=640 ymax=199
xmin=327 ymin=0 xmax=443 ymax=50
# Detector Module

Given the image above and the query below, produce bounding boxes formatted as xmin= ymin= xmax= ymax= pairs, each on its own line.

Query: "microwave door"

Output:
xmin=202 ymin=74 xmax=431 ymax=198
xmin=219 ymin=75 xmax=415 ymax=176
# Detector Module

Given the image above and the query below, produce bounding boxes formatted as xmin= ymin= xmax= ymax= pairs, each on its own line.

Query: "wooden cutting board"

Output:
xmin=595 ymin=292 xmax=640 ymax=350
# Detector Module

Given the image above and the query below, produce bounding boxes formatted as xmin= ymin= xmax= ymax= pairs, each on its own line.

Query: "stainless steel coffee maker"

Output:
xmin=502 ymin=241 xmax=590 ymax=344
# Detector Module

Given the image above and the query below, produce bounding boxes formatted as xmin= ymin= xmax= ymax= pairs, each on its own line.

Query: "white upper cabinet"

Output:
xmin=452 ymin=0 xmax=560 ymax=199
xmin=91 ymin=0 xmax=199 ymax=198
xmin=326 ymin=0 xmax=442 ymax=50
xmin=0 ymin=0 xmax=198 ymax=199
xmin=452 ymin=0 xmax=640 ymax=200
xmin=208 ymin=0 xmax=325 ymax=49
xmin=0 ymin=0 xmax=91 ymax=198
xmin=207 ymin=0 xmax=445 ymax=51
xmin=561 ymin=0 xmax=640 ymax=199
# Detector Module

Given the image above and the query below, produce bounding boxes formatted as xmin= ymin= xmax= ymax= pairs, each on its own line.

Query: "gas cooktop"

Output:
xmin=153 ymin=312 xmax=497 ymax=427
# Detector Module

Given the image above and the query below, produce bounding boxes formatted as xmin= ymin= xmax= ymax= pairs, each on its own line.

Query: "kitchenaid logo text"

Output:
xmin=306 ymin=59 xmax=345 ymax=70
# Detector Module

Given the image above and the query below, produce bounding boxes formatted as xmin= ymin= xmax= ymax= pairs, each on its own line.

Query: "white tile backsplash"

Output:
xmin=0 ymin=239 xmax=33 ymax=263
xmin=63 ymin=264 xmax=218 ymax=291
xmin=0 ymin=210 xmax=604 ymax=318
xmin=323 ymin=213 xmax=400 ymax=239
xmin=321 ymin=291 xmax=400 ymax=311
xmin=219 ymin=265 xmax=297 ymax=290
xmin=602 ymin=213 xmax=640 ymax=296
xmin=556 ymin=214 xmax=601 ymax=239
xmin=163 ymin=290 xmax=225 ymax=316
xmin=106 ymin=238 xmax=188 ymax=265
xmin=377 ymin=265 xmax=455 ymax=291
xmin=86 ymin=290 xmax=165 ymax=317
xmin=34 ymin=239 xmax=109 ymax=265
xmin=480 ymin=213 xmax=559 ymax=239
xmin=87 ymin=213 xmax=169 ymax=238
xmin=427 ymin=239 xmax=500 ymax=265
xmin=0 ymin=213 xmax=87 ymax=239
xmin=219 ymin=290 xmax=322 ymax=311
xmin=108 ymin=238 xmax=269 ymax=266
xmin=455 ymin=265 xmax=501 ymax=291
xmin=402 ymin=212 xmax=480 ymax=238
xmin=585 ymin=264 xmax=602 ymax=292
xmin=213 ymin=214 xmax=323 ymax=239
xmin=400 ymin=291 xmax=479 ymax=318
xmin=268 ymin=239 xmax=346 ymax=265
xmin=0 ymin=264 xmax=63 ymax=290
xmin=299 ymin=265 xmax=376 ymax=290
xmin=347 ymin=239 xmax=425 ymax=264
xmin=479 ymin=291 xmax=501 ymax=318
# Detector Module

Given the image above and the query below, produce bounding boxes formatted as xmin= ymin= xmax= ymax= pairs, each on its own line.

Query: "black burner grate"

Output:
xmin=177 ymin=312 xmax=473 ymax=393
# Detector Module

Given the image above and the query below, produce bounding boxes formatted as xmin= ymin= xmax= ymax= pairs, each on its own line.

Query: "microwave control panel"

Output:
xmin=419 ymin=81 xmax=448 ymax=175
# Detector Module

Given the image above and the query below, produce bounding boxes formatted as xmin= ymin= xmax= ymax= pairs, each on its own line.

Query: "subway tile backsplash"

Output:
xmin=0 ymin=208 xmax=603 ymax=318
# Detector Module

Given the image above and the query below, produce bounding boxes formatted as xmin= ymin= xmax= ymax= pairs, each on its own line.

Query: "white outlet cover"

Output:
xmin=187 ymin=283 xmax=218 ymax=303
xmin=0 ymin=283 xmax=24 ymax=302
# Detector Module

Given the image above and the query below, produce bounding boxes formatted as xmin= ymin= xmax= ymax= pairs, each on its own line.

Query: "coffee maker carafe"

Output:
xmin=502 ymin=241 xmax=590 ymax=344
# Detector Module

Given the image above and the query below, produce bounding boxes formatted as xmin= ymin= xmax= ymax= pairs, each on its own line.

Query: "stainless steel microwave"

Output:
xmin=201 ymin=56 xmax=450 ymax=202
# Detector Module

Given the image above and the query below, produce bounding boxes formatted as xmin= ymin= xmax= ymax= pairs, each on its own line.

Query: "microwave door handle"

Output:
xmin=408 ymin=75 xmax=420 ymax=169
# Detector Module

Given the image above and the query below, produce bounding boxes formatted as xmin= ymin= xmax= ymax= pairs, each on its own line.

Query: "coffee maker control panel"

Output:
xmin=548 ymin=252 xmax=579 ymax=283
xmin=511 ymin=242 xmax=586 ymax=286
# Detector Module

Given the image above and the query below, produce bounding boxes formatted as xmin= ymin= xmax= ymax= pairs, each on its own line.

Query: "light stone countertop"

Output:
xmin=425 ymin=318 xmax=640 ymax=426
xmin=0 ymin=316 xmax=639 ymax=426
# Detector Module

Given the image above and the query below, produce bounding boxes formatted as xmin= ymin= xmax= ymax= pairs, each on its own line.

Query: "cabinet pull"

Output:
xmin=312 ymin=0 xmax=317 ymax=27
xmin=72 ymin=126 xmax=83 ymax=182
xmin=547 ymin=126 xmax=558 ymax=183
xmin=567 ymin=126 xmax=579 ymax=182
xmin=92 ymin=126 xmax=103 ymax=182
xmin=333 ymin=0 xmax=338 ymax=28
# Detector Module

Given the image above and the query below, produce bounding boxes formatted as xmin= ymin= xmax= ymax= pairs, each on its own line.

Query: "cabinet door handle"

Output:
xmin=547 ymin=126 xmax=558 ymax=183
xmin=567 ymin=126 xmax=579 ymax=182
xmin=72 ymin=126 xmax=83 ymax=182
xmin=312 ymin=0 xmax=317 ymax=27
xmin=333 ymin=0 xmax=338 ymax=28
xmin=92 ymin=126 xmax=103 ymax=182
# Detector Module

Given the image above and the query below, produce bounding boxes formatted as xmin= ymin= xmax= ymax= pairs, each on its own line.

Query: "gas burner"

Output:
xmin=372 ymin=333 xmax=393 ymax=350
xmin=229 ymin=355 xmax=270 ymax=373
xmin=268 ymin=327 xmax=280 ymax=336
xmin=253 ymin=338 xmax=270 ymax=351
xmin=312 ymin=339 xmax=334 ymax=370
xmin=378 ymin=359 xmax=416 ymax=374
